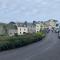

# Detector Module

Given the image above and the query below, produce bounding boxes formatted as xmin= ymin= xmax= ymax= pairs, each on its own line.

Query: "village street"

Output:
xmin=0 ymin=31 xmax=60 ymax=60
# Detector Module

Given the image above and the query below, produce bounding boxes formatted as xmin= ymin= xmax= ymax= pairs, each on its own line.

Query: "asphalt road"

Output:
xmin=0 ymin=31 xmax=60 ymax=60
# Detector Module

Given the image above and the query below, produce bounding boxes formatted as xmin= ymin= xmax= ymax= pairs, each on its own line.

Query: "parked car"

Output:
xmin=55 ymin=28 xmax=59 ymax=33
xmin=44 ymin=28 xmax=50 ymax=33
xmin=58 ymin=32 xmax=60 ymax=39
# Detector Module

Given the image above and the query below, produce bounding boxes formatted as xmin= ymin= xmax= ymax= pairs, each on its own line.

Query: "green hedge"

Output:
xmin=0 ymin=32 xmax=45 ymax=51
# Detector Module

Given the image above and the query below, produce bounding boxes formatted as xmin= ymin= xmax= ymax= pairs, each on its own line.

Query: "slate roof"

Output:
xmin=16 ymin=23 xmax=27 ymax=27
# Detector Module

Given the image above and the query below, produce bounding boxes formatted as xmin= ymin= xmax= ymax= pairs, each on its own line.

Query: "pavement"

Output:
xmin=0 ymin=31 xmax=60 ymax=60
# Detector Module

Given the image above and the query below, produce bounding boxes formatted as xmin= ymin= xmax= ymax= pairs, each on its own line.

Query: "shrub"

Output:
xmin=35 ymin=32 xmax=45 ymax=40
xmin=0 ymin=32 xmax=45 ymax=51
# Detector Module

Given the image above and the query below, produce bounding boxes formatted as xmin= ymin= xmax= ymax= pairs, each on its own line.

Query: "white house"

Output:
xmin=16 ymin=23 xmax=28 ymax=35
xmin=16 ymin=22 xmax=46 ymax=35
xmin=35 ymin=24 xmax=41 ymax=32
xmin=17 ymin=27 xmax=28 ymax=35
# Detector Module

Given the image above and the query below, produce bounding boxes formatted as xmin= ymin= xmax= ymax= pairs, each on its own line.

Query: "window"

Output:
xmin=56 ymin=24 xmax=59 ymax=27
xmin=23 ymin=32 xmax=26 ymax=34
xmin=37 ymin=26 xmax=39 ymax=27
xmin=20 ymin=28 xmax=21 ymax=31
xmin=10 ymin=33 xmax=12 ymax=34
xmin=24 ymin=29 xmax=26 ymax=31
xmin=20 ymin=32 xmax=21 ymax=34
xmin=37 ymin=31 xmax=39 ymax=32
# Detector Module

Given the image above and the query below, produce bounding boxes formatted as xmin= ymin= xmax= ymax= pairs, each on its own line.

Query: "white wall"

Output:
xmin=36 ymin=24 xmax=41 ymax=32
xmin=17 ymin=27 xmax=28 ymax=35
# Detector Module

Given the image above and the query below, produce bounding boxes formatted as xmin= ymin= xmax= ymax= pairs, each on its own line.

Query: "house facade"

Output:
xmin=16 ymin=22 xmax=46 ymax=35
xmin=17 ymin=27 xmax=28 ymax=35
xmin=35 ymin=24 xmax=41 ymax=32
xmin=35 ymin=22 xmax=47 ymax=32
xmin=8 ymin=20 xmax=58 ymax=36
xmin=8 ymin=29 xmax=17 ymax=36
xmin=0 ymin=20 xmax=58 ymax=36
xmin=49 ymin=20 xmax=56 ymax=29
xmin=45 ymin=20 xmax=57 ymax=30
xmin=16 ymin=23 xmax=28 ymax=35
xmin=16 ymin=23 xmax=40 ymax=35
xmin=27 ymin=24 xmax=36 ymax=33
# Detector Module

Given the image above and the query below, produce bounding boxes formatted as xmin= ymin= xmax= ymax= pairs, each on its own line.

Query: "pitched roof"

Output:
xmin=16 ymin=23 xmax=27 ymax=27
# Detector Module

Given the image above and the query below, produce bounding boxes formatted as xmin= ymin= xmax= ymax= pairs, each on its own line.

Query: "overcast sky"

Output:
xmin=0 ymin=0 xmax=60 ymax=23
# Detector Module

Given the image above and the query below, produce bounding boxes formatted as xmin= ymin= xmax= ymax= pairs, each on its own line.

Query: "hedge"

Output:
xmin=0 ymin=32 xmax=45 ymax=51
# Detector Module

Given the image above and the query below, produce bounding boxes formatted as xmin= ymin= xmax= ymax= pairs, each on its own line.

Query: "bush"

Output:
xmin=35 ymin=32 xmax=45 ymax=40
xmin=0 ymin=32 xmax=45 ymax=51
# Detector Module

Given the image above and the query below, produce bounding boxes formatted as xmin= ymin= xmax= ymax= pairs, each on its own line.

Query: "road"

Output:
xmin=0 ymin=31 xmax=60 ymax=60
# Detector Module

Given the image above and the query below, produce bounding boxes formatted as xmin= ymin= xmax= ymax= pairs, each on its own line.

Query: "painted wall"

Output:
xmin=17 ymin=27 xmax=28 ymax=35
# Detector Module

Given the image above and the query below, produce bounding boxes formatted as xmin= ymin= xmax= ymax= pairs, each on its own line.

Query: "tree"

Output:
xmin=24 ymin=21 xmax=27 ymax=26
xmin=3 ymin=25 xmax=8 ymax=35
xmin=9 ymin=22 xmax=16 ymax=25
xmin=33 ymin=21 xmax=36 ymax=25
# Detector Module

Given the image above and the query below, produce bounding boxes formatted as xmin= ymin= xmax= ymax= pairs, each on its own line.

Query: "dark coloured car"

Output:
xmin=58 ymin=32 xmax=60 ymax=39
xmin=55 ymin=28 xmax=59 ymax=33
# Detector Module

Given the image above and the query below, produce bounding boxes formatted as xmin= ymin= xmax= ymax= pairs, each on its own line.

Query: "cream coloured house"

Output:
xmin=17 ymin=27 xmax=28 ymax=35
xmin=27 ymin=23 xmax=44 ymax=33
xmin=17 ymin=23 xmax=40 ymax=35
xmin=35 ymin=24 xmax=41 ymax=32
xmin=48 ymin=20 xmax=57 ymax=29
xmin=49 ymin=20 xmax=56 ymax=27
xmin=16 ymin=22 xmax=46 ymax=35
xmin=44 ymin=20 xmax=57 ymax=30
xmin=16 ymin=23 xmax=28 ymax=35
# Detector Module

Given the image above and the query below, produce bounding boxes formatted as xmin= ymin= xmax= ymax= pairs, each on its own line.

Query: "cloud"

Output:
xmin=41 ymin=1 xmax=48 ymax=5
xmin=20 ymin=6 xmax=27 ymax=11
xmin=55 ymin=0 xmax=60 ymax=2
xmin=0 ymin=0 xmax=60 ymax=23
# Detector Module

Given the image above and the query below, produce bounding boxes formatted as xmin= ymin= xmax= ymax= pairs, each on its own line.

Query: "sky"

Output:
xmin=0 ymin=0 xmax=60 ymax=23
